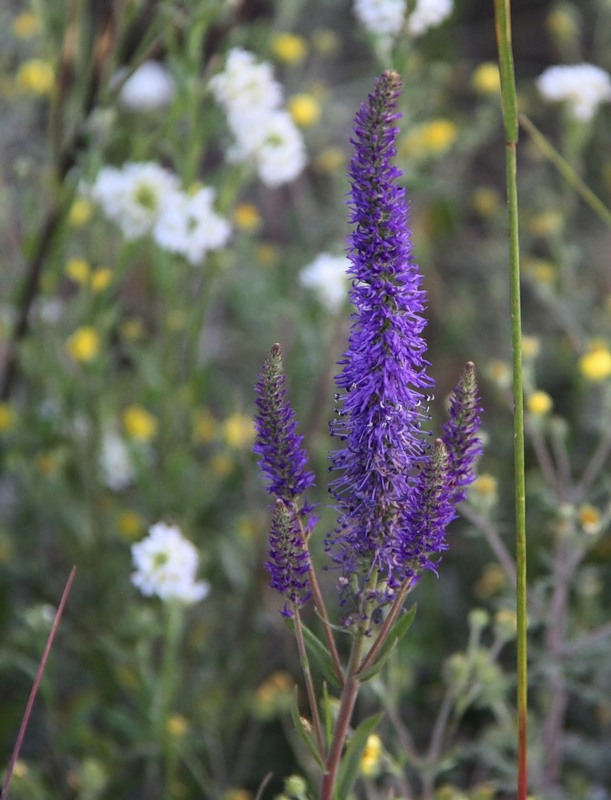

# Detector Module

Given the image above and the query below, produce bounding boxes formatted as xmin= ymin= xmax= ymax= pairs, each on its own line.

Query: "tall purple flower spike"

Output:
xmin=327 ymin=70 xmax=481 ymax=614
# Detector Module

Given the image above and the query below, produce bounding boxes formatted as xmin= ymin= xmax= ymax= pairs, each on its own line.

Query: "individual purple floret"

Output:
xmin=266 ymin=498 xmax=312 ymax=617
xmin=253 ymin=343 xmax=315 ymax=502
xmin=441 ymin=361 xmax=483 ymax=505
xmin=327 ymin=70 xmax=481 ymax=615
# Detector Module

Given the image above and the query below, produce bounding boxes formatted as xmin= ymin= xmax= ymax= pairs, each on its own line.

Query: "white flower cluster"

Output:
xmin=131 ymin=522 xmax=209 ymax=604
xmin=536 ymin=63 xmax=611 ymax=122
xmin=118 ymin=60 xmax=176 ymax=112
xmin=99 ymin=429 xmax=135 ymax=491
xmin=87 ymin=162 xmax=231 ymax=264
xmin=209 ymin=48 xmax=307 ymax=187
xmin=353 ymin=0 xmax=453 ymax=37
xmin=299 ymin=253 xmax=350 ymax=312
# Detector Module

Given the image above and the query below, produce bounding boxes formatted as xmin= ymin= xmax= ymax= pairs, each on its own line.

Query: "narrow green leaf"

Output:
xmin=357 ymin=605 xmax=417 ymax=681
xmin=321 ymin=682 xmax=334 ymax=748
xmin=289 ymin=686 xmax=326 ymax=770
xmin=299 ymin=621 xmax=341 ymax=688
xmin=335 ymin=712 xmax=383 ymax=800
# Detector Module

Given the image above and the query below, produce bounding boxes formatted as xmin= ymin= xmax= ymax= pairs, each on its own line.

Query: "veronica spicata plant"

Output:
xmin=254 ymin=70 xmax=482 ymax=800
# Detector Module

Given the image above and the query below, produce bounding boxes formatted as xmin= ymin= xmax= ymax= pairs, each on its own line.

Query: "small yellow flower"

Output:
xmin=312 ymin=28 xmax=340 ymax=55
xmin=472 ymin=473 xmax=498 ymax=501
xmin=288 ymin=93 xmax=321 ymax=127
xmin=475 ymin=563 xmax=506 ymax=598
xmin=68 ymin=197 xmax=94 ymax=227
xmin=122 ymin=405 xmax=158 ymax=441
xmin=578 ymin=504 xmax=602 ymax=535
xmin=578 ymin=344 xmax=611 ymax=382
xmin=256 ymin=242 xmax=280 ymax=267
xmin=0 ymin=403 xmax=16 ymax=432
xmin=66 ymin=327 xmax=100 ymax=362
xmin=487 ymin=359 xmax=511 ymax=389
xmin=472 ymin=187 xmax=500 ymax=217
xmin=166 ymin=713 xmax=189 ymax=737
xmin=253 ymin=671 xmax=294 ymax=718
xmin=360 ymin=734 xmax=382 ymax=777
xmin=494 ymin=608 xmax=517 ymax=636
xmin=120 ymin=318 xmax=145 ymax=341
xmin=546 ymin=7 xmax=578 ymax=46
xmin=12 ymin=760 xmax=29 ymax=780
xmin=65 ymin=257 xmax=91 ymax=284
xmin=521 ymin=335 xmax=541 ymax=360
xmin=270 ymin=32 xmax=308 ymax=65
xmin=527 ymin=390 xmax=553 ymax=416
xmin=193 ymin=408 xmax=217 ymax=443
xmin=233 ymin=203 xmax=262 ymax=233
xmin=222 ymin=412 xmax=255 ymax=449
xmin=117 ymin=511 xmax=144 ymax=539
xmin=523 ymin=257 xmax=556 ymax=285
xmin=313 ymin=146 xmax=346 ymax=173
xmin=90 ymin=268 xmax=113 ymax=292
xmin=528 ymin=211 xmax=562 ymax=237
xmin=401 ymin=119 xmax=457 ymax=159
xmin=13 ymin=12 xmax=41 ymax=39
xmin=471 ymin=62 xmax=501 ymax=94
xmin=16 ymin=59 xmax=54 ymax=94
xmin=211 ymin=453 xmax=233 ymax=477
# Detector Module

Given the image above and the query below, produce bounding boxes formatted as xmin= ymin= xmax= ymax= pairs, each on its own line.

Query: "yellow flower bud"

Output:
xmin=527 ymin=390 xmax=553 ymax=416
xmin=66 ymin=327 xmax=100 ymax=362
xmin=471 ymin=62 xmax=501 ymax=94
xmin=270 ymin=33 xmax=308 ymax=65
xmin=16 ymin=59 xmax=54 ymax=94
xmin=288 ymin=93 xmax=322 ymax=127
xmin=122 ymin=405 xmax=158 ymax=441
xmin=578 ymin=344 xmax=611 ymax=382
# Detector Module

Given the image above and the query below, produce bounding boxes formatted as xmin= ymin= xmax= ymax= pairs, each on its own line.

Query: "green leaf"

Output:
xmin=357 ymin=605 xmax=417 ymax=681
xmin=299 ymin=620 xmax=342 ymax=688
xmin=335 ymin=712 xmax=383 ymax=800
xmin=289 ymin=687 xmax=326 ymax=771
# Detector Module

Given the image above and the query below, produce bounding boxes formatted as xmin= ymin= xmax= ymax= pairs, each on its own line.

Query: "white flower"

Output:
xmin=131 ymin=522 xmax=209 ymax=604
xmin=89 ymin=162 xmax=180 ymax=240
xmin=408 ymin=0 xmax=453 ymax=35
xmin=536 ymin=63 xmax=611 ymax=121
xmin=99 ymin=429 xmax=135 ymax=491
xmin=118 ymin=60 xmax=176 ymax=111
xmin=154 ymin=187 xmax=231 ymax=264
xmin=354 ymin=0 xmax=406 ymax=36
xmin=300 ymin=253 xmax=350 ymax=311
xmin=210 ymin=47 xmax=306 ymax=186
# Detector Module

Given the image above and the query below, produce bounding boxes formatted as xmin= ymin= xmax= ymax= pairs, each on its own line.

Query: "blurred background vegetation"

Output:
xmin=1 ymin=1 xmax=610 ymax=799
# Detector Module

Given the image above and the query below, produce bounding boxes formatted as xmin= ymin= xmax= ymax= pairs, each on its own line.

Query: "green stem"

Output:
xmin=519 ymin=113 xmax=611 ymax=229
xmin=493 ymin=2 xmax=528 ymax=798
xmin=293 ymin=609 xmax=326 ymax=756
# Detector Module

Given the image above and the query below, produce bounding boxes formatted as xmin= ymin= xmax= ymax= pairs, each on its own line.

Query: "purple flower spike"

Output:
xmin=441 ymin=361 xmax=483 ymax=505
xmin=266 ymin=499 xmax=312 ymax=617
xmin=253 ymin=343 xmax=315 ymax=502
xmin=327 ymin=70 xmax=435 ymax=607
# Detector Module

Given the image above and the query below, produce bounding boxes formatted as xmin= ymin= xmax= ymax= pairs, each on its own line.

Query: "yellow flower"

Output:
xmin=65 ymin=257 xmax=91 ymax=284
xmin=487 ymin=359 xmax=511 ymax=389
xmin=117 ymin=511 xmax=144 ymax=539
xmin=521 ymin=335 xmax=541 ymax=360
xmin=578 ymin=344 xmax=611 ymax=382
xmin=471 ymin=62 xmax=501 ymax=94
xmin=472 ymin=473 xmax=498 ymax=501
xmin=546 ymin=7 xmax=578 ymax=46
xmin=223 ymin=412 xmax=255 ymax=449
xmin=494 ymin=608 xmax=517 ymax=636
xmin=523 ymin=257 xmax=556 ymax=285
xmin=90 ymin=268 xmax=113 ymax=292
xmin=528 ymin=211 xmax=562 ymax=237
xmin=68 ymin=197 xmax=94 ymax=227
xmin=400 ymin=119 xmax=457 ymax=159
xmin=166 ymin=713 xmax=189 ymax=737
xmin=16 ymin=59 xmax=54 ymax=94
xmin=193 ymin=408 xmax=217 ymax=443
xmin=527 ymin=390 xmax=553 ymax=416
xmin=360 ymin=734 xmax=382 ymax=777
xmin=233 ymin=203 xmax=262 ymax=233
xmin=578 ymin=504 xmax=602 ymax=535
xmin=66 ymin=327 xmax=100 ymax=362
xmin=312 ymin=28 xmax=340 ymax=55
xmin=254 ymin=671 xmax=295 ymax=718
xmin=256 ymin=242 xmax=280 ymax=267
xmin=211 ymin=453 xmax=233 ymax=477
xmin=313 ymin=146 xmax=346 ymax=173
xmin=270 ymin=32 xmax=308 ymax=65
xmin=120 ymin=318 xmax=145 ymax=341
xmin=472 ymin=187 xmax=500 ymax=217
xmin=13 ymin=12 xmax=41 ymax=39
xmin=11 ymin=760 xmax=29 ymax=780
xmin=288 ymin=93 xmax=321 ymax=127
xmin=122 ymin=405 xmax=158 ymax=441
xmin=0 ymin=403 xmax=16 ymax=432
xmin=475 ymin=563 xmax=506 ymax=599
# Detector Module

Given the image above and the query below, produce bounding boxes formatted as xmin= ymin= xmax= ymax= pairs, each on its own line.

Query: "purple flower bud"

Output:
xmin=253 ymin=343 xmax=315 ymax=501
xmin=266 ymin=499 xmax=312 ymax=616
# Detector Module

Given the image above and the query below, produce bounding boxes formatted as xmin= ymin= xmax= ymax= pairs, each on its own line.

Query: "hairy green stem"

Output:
xmin=494 ymin=2 xmax=528 ymax=797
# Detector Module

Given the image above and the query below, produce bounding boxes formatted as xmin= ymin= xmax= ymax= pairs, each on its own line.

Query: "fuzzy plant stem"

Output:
xmin=494 ymin=2 xmax=528 ymax=797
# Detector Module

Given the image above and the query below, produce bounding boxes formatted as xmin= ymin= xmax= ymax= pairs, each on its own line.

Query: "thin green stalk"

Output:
xmin=519 ymin=113 xmax=611 ymax=229
xmin=293 ymin=609 xmax=326 ymax=756
xmin=493 ymin=2 xmax=528 ymax=798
